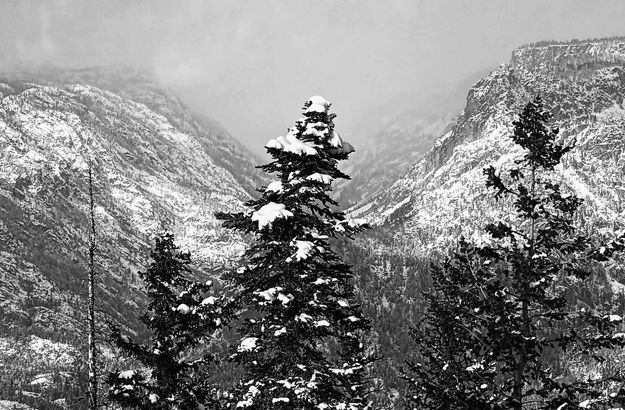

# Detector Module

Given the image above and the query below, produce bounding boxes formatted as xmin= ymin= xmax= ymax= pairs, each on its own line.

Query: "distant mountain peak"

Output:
xmin=511 ymin=37 xmax=625 ymax=73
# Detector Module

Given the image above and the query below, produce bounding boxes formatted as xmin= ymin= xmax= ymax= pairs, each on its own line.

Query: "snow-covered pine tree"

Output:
xmin=216 ymin=96 xmax=371 ymax=409
xmin=107 ymin=231 xmax=231 ymax=409
xmin=402 ymin=96 xmax=625 ymax=409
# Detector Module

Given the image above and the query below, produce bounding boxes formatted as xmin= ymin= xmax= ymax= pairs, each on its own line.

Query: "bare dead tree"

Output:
xmin=87 ymin=160 xmax=98 ymax=410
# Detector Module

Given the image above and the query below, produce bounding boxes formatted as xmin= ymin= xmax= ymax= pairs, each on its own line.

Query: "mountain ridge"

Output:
xmin=352 ymin=37 xmax=625 ymax=259
xmin=0 ymin=67 xmax=261 ymax=338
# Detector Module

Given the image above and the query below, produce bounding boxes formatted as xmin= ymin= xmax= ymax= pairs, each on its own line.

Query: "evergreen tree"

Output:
xmin=216 ymin=96 xmax=372 ymax=409
xmin=107 ymin=231 xmax=231 ymax=409
xmin=403 ymin=96 xmax=625 ymax=409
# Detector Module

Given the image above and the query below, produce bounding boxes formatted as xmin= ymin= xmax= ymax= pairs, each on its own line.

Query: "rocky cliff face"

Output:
xmin=0 ymin=67 xmax=261 ymax=336
xmin=353 ymin=38 xmax=625 ymax=261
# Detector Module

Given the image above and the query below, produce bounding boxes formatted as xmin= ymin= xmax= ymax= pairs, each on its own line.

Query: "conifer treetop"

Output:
xmin=216 ymin=96 xmax=372 ymax=409
xmin=107 ymin=232 xmax=231 ymax=409
xmin=223 ymin=96 xmax=365 ymax=238
xmin=403 ymin=96 xmax=625 ymax=409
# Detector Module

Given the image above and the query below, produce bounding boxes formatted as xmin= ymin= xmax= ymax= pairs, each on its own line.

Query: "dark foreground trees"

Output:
xmin=403 ymin=96 xmax=625 ymax=409
xmin=217 ymin=96 xmax=372 ymax=409
xmin=107 ymin=232 xmax=231 ymax=409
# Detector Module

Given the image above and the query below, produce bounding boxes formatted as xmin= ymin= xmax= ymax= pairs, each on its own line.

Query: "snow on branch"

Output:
xmin=251 ymin=202 xmax=293 ymax=230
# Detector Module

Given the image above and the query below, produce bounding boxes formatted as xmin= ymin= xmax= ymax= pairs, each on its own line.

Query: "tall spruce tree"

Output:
xmin=403 ymin=96 xmax=625 ymax=409
xmin=107 ymin=231 xmax=231 ymax=409
xmin=216 ymin=96 xmax=371 ymax=409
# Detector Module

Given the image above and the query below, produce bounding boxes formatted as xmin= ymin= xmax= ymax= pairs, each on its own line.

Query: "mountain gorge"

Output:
xmin=336 ymin=76 xmax=485 ymax=206
xmin=0 ymin=67 xmax=262 ymax=339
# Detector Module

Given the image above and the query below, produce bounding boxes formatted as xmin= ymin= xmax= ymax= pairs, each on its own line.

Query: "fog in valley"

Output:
xmin=2 ymin=0 xmax=625 ymax=153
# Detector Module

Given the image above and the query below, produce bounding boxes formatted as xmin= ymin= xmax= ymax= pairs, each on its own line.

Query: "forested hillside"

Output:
xmin=345 ymin=37 xmax=625 ymax=408
xmin=2 ymin=37 xmax=625 ymax=409
xmin=0 ymin=68 xmax=262 ymax=408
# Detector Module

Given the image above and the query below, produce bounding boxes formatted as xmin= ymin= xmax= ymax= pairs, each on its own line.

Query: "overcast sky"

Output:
xmin=1 ymin=0 xmax=625 ymax=154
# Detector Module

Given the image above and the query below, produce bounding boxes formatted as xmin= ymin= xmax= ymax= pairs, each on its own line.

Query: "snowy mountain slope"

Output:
xmin=352 ymin=37 xmax=625 ymax=256
xmin=0 ymin=68 xmax=260 ymax=337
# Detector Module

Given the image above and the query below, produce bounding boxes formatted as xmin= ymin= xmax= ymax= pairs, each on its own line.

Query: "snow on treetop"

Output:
xmin=176 ymin=304 xmax=191 ymax=314
xmin=292 ymin=240 xmax=315 ymax=261
xmin=265 ymin=130 xmax=318 ymax=156
xmin=296 ymin=313 xmax=313 ymax=322
xmin=254 ymin=286 xmax=293 ymax=306
xmin=274 ymin=327 xmax=287 ymax=336
xmin=328 ymin=140 xmax=354 ymax=156
xmin=251 ymin=202 xmax=293 ymax=230
xmin=286 ymin=239 xmax=319 ymax=263
xmin=306 ymin=173 xmax=333 ymax=185
xmin=277 ymin=293 xmax=293 ymax=305
xmin=314 ymin=319 xmax=330 ymax=327
xmin=201 ymin=296 xmax=216 ymax=305
xmin=256 ymin=287 xmax=284 ymax=301
xmin=265 ymin=181 xmax=283 ymax=193
xmin=304 ymin=95 xmax=331 ymax=114
xmin=236 ymin=385 xmax=260 ymax=408
xmin=238 ymin=337 xmax=259 ymax=352
xmin=334 ymin=216 xmax=367 ymax=232
xmin=328 ymin=130 xmax=343 ymax=147
xmin=304 ymin=121 xmax=329 ymax=139
xmin=118 ymin=369 xmax=136 ymax=379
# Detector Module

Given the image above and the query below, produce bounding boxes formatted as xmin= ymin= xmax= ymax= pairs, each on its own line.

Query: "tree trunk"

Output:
xmin=512 ymin=164 xmax=538 ymax=409
xmin=87 ymin=163 xmax=98 ymax=410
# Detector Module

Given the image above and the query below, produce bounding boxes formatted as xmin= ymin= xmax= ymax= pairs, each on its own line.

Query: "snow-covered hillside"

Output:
xmin=353 ymin=37 xmax=625 ymax=257
xmin=0 ymin=67 xmax=261 ymax=336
